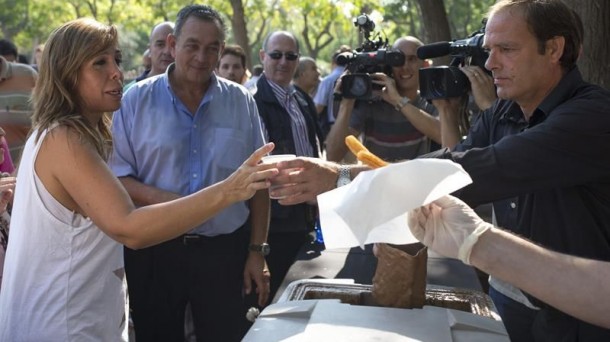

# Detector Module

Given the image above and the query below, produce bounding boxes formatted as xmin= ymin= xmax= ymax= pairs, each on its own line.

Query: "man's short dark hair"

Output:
xmin=0 ymin=39 xmax=18 ymax=59
xmin=488 ymin=0 xmax=582 ymax=70
xmin=332 ymin=45 xmax=351 ymax=65
xmin=221 ymin=44 xmax=246 ymax=68
xmin=251 ymin=64 xmax=263 ymax=76
xmin=174 ymin=4 xmax=226 ymax=41
xmin=18 ymin=54 xmax=29 ymax=64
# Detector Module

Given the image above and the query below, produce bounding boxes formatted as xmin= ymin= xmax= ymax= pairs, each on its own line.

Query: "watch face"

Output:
xmin=261 ymin=244 xmax=271 ymax=256
xmin=251 ymin=243 xmax=270 ymax=256
xmin=338 ymin=177 xmax=351 ymax=187
xmin=337 ymin=166 xmax=351 ymax=187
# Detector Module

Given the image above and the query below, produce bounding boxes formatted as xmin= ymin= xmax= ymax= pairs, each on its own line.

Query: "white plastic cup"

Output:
xmin=260 ymin=154 xmax=296 ymax=165
xmin=261 ymin=154 xmax=296 ymax=199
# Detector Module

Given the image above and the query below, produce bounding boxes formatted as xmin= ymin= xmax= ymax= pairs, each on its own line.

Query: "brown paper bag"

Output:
xmin=372 ymin=242 xmax=427 ymax=308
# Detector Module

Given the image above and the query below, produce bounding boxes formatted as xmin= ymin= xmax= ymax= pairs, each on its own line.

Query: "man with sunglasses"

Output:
xmin=123 ymin=21 xmax=174 ymax=92
xmin=251 ymin=31 xmax=324 ymax=306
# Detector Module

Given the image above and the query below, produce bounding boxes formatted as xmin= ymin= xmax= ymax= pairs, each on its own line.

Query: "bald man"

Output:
xmin=124 ymin=21 xmax=175 ymax=91
xmin=251 ymin=31 xmax=323 ymax=304
xmin=292 ymin=56 xmax=320 ymax=98
xmin=325 ymin=36 xmax=441 ymax=162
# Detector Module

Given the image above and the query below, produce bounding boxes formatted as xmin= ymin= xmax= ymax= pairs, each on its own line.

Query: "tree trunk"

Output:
xmin=563 ymin=0 xmax=610 ymax=88
xmin=414 ymin=0 xmax=452 ymax=66
xmin=230 ymin=0 xmax=252 ymax=71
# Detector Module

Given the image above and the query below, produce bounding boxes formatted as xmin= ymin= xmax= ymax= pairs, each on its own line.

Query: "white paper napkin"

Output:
xmin=317 ymin=159 xmax=472 ymax=249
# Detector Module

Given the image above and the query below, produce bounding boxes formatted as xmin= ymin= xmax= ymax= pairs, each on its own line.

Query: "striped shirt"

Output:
xmin=266 ymin=79 xmax=314 ymax=157
xmin=350 ymin=94 xmax=438 ymax=162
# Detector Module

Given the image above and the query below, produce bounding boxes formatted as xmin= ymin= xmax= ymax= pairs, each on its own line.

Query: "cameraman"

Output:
xmin=432 ymin=65 xmax=497 ymax=149
xmin=325 ymin=36 xmax=441 ymax=162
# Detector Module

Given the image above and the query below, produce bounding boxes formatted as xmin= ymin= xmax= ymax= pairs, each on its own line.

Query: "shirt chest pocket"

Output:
xmin=213 ymin=128 xmax=249 ymax=170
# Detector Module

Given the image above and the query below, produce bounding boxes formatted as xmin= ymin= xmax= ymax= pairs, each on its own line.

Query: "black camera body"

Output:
xmin=340 ymin=14 xmax=405 ymax=99
xmin=418 ymin=26 xmax=488 ymax=100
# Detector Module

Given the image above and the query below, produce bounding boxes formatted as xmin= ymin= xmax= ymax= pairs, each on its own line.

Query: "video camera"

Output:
xmin=339 ymin=14 xmax=405 ymax=100
xmin=417 ymin=23 xmax=488 ymax=100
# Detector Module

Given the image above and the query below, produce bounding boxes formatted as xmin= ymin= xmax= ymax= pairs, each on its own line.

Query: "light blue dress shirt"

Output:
xmin=313 ymin=65 xmax=345 ymax=123
xmin=110 ymin=65 xmax=266 ymax=236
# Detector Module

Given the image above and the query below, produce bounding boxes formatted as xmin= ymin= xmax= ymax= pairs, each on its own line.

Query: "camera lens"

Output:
xmin=349 ymin=76 xmax=368 ymax=97
xmin=342 ymin=74 xmax=372 ymax=99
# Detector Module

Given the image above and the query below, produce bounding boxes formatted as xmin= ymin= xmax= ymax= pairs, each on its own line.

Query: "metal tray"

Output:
xmin=278 ymin=280 xmax=499 ymax=320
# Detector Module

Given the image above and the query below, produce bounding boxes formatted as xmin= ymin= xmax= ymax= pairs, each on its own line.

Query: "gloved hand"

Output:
xmin=407 ymin=195 xmax=493 ymax=265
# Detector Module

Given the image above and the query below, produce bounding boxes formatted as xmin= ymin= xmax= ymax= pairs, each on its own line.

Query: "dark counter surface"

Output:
xmin=273 ymin=241 xmax=483 ymax=303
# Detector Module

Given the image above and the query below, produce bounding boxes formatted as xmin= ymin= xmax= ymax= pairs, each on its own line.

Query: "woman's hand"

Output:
xmin=0 ymin=176 xmax=16 ymax=213
xmin=220 ymin=143 xmax=278 ymax=203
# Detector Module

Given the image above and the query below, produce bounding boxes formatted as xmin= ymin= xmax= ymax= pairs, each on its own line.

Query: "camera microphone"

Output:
xmin=416 ymin=42 xmax=451 ymax=59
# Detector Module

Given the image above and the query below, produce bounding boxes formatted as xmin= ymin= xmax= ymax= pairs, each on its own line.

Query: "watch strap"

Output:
xmin=336 ymin=165 xmax=352 ymax=187
xmin=395 ymin=96 xmax=410 ymax=111
xmin=249 ymin=243 xmax=270 ymax=256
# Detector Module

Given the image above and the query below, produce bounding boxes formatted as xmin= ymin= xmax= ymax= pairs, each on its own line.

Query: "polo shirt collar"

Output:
xmin=537 ymin=66 xmax=583 ymax=117
xmin=498 ymin=67 xmax=584 ymax=127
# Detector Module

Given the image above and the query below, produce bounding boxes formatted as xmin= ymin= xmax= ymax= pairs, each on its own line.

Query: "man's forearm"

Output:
xmin=248 ymin=189 xmax=270 ymax=245
xmin=439 ymin=109 xmax=462 ymax=149
xmin=325 ymin=99 xmax=356 ymax=162
xmin=471 ymin=228 xmax=610 ymax=329
xmin=399 ymin=104 xmax=442 ymax=144
xmin=119 ymin=176 xmax=181 ymax=206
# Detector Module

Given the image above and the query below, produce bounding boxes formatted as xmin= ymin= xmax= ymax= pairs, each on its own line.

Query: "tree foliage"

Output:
xmin=0 ymin=0 xmax=30 ymax=43
xmin=0 ymin=0 xmax=607 ymax=86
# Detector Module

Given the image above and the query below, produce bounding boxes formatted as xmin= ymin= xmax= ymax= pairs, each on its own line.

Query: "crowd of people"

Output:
xmin=0 ymin=1 xmax=609 ymax=341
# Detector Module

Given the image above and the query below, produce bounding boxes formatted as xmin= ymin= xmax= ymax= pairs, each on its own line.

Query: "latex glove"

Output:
xmin=407 ymin=195 xmax=493 ymax=264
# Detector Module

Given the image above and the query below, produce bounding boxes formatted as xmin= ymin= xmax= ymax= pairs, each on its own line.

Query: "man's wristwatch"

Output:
xmin=249 ymin=243 xmax=270 ymax=256
xmin=395 ymin=96 xmax=410 ymax=111
xmin=336 ymin=165 xmax=352 ymax=187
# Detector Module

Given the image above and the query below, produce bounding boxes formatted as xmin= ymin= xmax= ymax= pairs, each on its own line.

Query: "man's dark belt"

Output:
xmin=182 ymin=234 xmax=205 ymax=245
xmin=181 ymin=223 xmax=248 ymax=246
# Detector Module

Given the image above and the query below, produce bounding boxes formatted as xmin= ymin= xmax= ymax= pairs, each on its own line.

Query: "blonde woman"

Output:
xmin=0 ymin=18 xmax=276 ymax=341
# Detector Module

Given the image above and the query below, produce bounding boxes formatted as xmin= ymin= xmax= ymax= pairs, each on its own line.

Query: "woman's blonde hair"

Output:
xmin=32 ymin=18 xmax=118 ymax=159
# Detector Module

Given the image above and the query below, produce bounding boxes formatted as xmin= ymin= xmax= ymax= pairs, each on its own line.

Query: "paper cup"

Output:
xmin=261 ymin=154 xmax=296 ymax=164
xmin=261 ymin=154 xmax=296 ymax=199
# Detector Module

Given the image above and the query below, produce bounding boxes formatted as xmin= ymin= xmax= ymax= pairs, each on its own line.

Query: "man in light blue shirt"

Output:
xmin=112 ymin=69 xmax=263 ymax=236
xmin=110 ymin=5 xmax=270 ymax=341
xmin=313 ymin=46 xmax=350 ymax=138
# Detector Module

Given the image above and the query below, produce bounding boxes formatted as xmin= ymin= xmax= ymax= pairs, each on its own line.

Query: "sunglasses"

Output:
xmin=266 ymin=51 xmax=299 ymax=61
